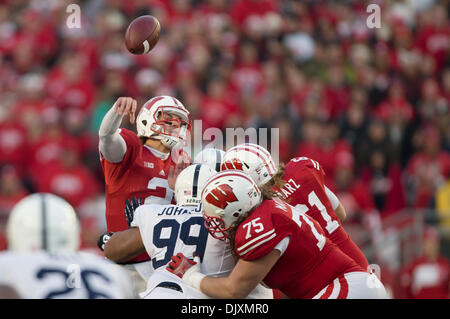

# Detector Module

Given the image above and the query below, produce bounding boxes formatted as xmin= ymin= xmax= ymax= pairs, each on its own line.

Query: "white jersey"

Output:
xmin=131 ymin=204 xmax=273 ymax=299
xmin=0 ymin=251 xmax=134 ymax=299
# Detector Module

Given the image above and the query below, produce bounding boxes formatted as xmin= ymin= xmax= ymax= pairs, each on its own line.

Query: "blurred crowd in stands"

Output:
xmin=0 ymin=0 xmax=448 ymax=297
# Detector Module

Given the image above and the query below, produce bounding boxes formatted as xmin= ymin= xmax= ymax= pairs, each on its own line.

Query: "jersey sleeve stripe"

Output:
xmin=337 ymin=276 xmax=349 ymax=299
xmin=313 ymin=279 xmax=336 ymax=299
xmin=236 ymin=229 xmax=275 ymax=252
xmin=328 ymin=277 xmax=341 ymax=299
xmin=237 ymin=232 xmax=277 ymax=256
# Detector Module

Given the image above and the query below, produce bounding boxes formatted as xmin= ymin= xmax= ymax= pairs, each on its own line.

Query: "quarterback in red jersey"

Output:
xmin=98 ymin=95 xmax=191 ymax=294
xmin=220 ymin=143 xmax=369 ymax=270
xmin=167 ymin=170 xmax=387 ymax=298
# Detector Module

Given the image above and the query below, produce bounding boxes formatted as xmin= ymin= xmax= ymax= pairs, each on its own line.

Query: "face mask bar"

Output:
xmin=150 ymin=106 xmax=191 ymax=140
xmin=203 ymin=213 xmax=230 ymax=241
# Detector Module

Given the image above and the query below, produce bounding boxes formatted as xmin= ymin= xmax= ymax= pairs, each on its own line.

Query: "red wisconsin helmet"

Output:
xmin=136 ymin=95 xmax=191 ymax=149
xmin=221 ymin=143 xmax=277 ymax=187
xmin=201 ymin=170 xmax=262 ymax=241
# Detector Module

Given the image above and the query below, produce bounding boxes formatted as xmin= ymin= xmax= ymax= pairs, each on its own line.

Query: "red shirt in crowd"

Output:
xmin=407 ymin=151 xmax=450 ymax=208
xmin=375 ymin=97 xmax=414 ymax=123
xmin=46 ymin=69 xmax=95 ymax=113
xmin=200 ymin=93 xmax=239 ymax=130
xmin=36 ymin=161 xmax=101 ymax=208
xmin=415 ymin=25 xmax=450 ymax=71
xmin=360 ymin=163 xmax=406 ymax=218
xmin=337 ymin=180 xmax=376 ymax=216
xmin=230 ymin=0 xmax=278 ymax=29
xmin=0 ymin=122 xmax=27 ymax=173
xmin=295 ymin=139 xmax=353 ymax=182
xmin=401 ymin=256 xmax=450 ymax=299
xmin=229 ymin=63 xmax=266 ymax=97
xmin=27 ymin=133 xmax=79 ymax=180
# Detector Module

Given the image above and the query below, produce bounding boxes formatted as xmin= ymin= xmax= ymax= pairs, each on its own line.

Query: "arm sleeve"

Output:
xmin=274 ymin=236 xmax=290 ymax=257
xmin=325 ymin=186 xmax=340 ymax=210
xmin=98 ymin=104 xmax=127 ymax=163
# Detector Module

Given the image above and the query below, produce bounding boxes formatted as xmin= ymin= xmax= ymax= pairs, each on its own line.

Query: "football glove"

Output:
xmin=166 ymin=253 xmax=205 ymax=290
xmin=124 ymin=196 xmax=142 ymax=227
xmin=97 ymin=231 xmax=114 ymax=251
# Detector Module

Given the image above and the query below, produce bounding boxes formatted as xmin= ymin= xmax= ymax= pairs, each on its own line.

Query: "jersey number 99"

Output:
xmin=152 ymin=217 xmax=208 ymax=269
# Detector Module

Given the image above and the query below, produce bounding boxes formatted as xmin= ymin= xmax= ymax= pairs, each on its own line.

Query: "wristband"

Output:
xmin=184 ymin=271 xmax=206 ymax=291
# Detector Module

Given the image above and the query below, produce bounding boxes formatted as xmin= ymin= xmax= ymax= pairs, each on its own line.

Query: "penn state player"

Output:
xmin=193 ymin=147 xmax=225 ymax=172
xmin=103 ymin=164 xmax=273 ymax=299
xmin=0 ymin=193 xmax=133 ymax=299
xmin=98 ymin=95 xmax=191 ymax=294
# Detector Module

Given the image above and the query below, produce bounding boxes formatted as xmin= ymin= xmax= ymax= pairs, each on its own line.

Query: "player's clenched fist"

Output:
xmin=113 ymin=97 xmax=138 ymax=123
xmin=167 ymin=253 xmax=197 ymax=277
xmin=167 ymin=253 xmax=205 ymax=290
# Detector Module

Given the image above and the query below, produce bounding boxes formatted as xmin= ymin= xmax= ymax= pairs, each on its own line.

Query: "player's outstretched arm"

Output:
xmin=334 ymin=203 xmax=346 ymax=222
xmin=99 ymin=97 xmax=137 ymax=163
xmin=104 ymin=228 xmax=145 ymax=263
xmin=324 ymin=186 xmax=346 ymax=222
xmin=169 ymin=250 xmax=280 ymax=299
xmin=199 ymin=250 xmax=280 ymax=298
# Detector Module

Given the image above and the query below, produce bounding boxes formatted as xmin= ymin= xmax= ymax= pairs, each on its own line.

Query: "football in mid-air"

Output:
xmin=125 ymin=15 xmax=161 ymax=55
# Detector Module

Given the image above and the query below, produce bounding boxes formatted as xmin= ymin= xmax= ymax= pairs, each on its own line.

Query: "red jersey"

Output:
xmin=37 ymin=162 xmax=101 ymax=208
xmin=400 ymin=256 xmax=450 ymax=299
xmin=234 ymin=199 xmax=362 ymax=298
xmin=101 ymin=128 xmax=187 ymax=263
xmin=280 ymin=157 xmax=369 ymax=270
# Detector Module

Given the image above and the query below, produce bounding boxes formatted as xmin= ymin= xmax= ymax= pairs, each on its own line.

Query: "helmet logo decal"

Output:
xmin=172 ymin=97 xmax=181 ymax=107
xmin=144 ymin=96 xmax=164 ymax=110
xmin=221 ymin=159 xmax=243 ymax=171
xmin=205 ymin=184 xmax=238 ymax=209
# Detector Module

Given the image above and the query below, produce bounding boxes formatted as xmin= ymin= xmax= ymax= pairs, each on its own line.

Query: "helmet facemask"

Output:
xmin=136 ymin=96 xmax=191 ymax=149
xmin=150 ymin=107 xmax=191 ymax=149
xmin=201 ymin=170 xmax=263 ymax=242
xmin=202 ymin=213 xmax=231 ymax=241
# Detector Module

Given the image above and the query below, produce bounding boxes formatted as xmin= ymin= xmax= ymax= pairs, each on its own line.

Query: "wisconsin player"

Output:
xmin=98 ymin=95 xmax=191 ymax=294
xmin=103 ymin=164 xmax=272 ymax=299
xmin=220 ymin=143 xmax=369 ymax=270
xmin=167 ymin=171 xmax=388 ymax=299
xmin=0 ymin=193 xmax=133 ymax=299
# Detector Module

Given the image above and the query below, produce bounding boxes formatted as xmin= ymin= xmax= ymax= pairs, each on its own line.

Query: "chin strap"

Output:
xmin=161 ymin=136 xmax=181 ymax=149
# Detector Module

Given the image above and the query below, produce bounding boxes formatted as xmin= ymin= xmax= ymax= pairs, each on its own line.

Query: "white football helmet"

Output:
xmin=201 ymin=170 xmax=262 ymax=241
xmin=175 ymin=164 xmax=216 ymax=206
xmin=193 ymin=148 xmax=225 ymax=172
xmin=7 ymin=193 xmax=80 ymax=253
xmin=136 ymin=95 xmax=191 ymax=149
xmin=221 ymin=143 xmax=277 ymax=187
